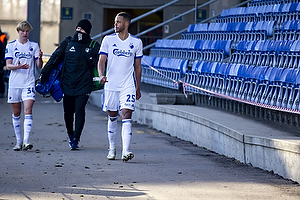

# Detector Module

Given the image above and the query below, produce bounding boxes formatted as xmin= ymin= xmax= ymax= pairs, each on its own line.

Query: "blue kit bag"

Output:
xmin=35 ymin=62 xmax=63 ymax=102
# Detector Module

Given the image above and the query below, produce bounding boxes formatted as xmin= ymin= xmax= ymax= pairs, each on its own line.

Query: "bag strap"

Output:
xmin=89 ymin=40 xmax=97 ymax=49
xmin=59 ymin=36 xmax=71 ymax=79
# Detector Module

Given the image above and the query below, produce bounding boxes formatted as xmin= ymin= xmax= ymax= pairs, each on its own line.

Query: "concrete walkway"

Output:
xmin=0 ymin=92 xmax=300 ymax=200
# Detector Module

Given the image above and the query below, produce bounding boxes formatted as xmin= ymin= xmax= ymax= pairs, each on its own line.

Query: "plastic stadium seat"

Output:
xmin=214 ymin=64 xmax=226 ymax=93
xmin=260 ymin=67 xmax=284 ymax=105
xmin=253 ymin=67 xmax=274 ymax=103
xmin=247 ymin=66 xmax=269 ymax=102
xmin=280 ymin=68 xmax=299 ymax=108
xmin=291 ymin=71 xmax=300 ymax=110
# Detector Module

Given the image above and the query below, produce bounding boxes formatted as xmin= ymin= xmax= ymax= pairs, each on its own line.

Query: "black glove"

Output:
xmin=40 ymin=72 xmax=50 ymax=84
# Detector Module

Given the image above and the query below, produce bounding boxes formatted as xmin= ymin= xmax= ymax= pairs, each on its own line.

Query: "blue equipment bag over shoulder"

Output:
xmin=35 ymin=61 xmax=64 ymax=102
xmin=35 ymin=36 xmax=71 ymax=102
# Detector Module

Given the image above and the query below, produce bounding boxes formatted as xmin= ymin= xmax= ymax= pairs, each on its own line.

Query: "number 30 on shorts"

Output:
xmin=126 ymin=94 xmax=135 ymax=102
xmin=27 ymin=87 xmax=36 ymax=95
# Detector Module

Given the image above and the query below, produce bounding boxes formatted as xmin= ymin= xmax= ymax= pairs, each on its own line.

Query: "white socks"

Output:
xmin=12 ymin=115 xmax=21 ymax=145
xmin=122 ymin=119 xmax=132 ymax=154
xmin=108 ymin=115 xmax=118 ymax=150
xmin=23 ymin=115 xmax=33 ymax=144
xmin=12 ymin=114 xmax=33 ymax=145
xmin=107 ymin=116 xmax=133 ymax=154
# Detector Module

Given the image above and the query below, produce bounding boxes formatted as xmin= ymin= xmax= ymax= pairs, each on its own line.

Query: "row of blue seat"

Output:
xmin=154 ymin=39 xmax=232 ymax=56
xmin=183 ymin=61 xmax=300 ymax=110
xmin=217 ymin=13 xmax=258 ymax=23
xmin=230 ymin=50 xmax=300 ymax=68
xmin=142 ymin=56 xmax=188 ymax=74
xmin=184 ymin=20 xmax=300 ymax=43
xmin=185 ymin=21 xmax=274 ymax=37
xmin=273 ymin=29 xmax=300 ymax=40
xmin=182 ymin=30 xmax=267 ymax=43
xmin=273 ymin=20 xmax=300 ymax=40
xmin=141 ymin=56 xmax=300 ymax=110
xmin=141 ymin=56 xmax=188 ymax=90
xmin=262 ymin=10 xmax=300 ymax=23
xmin=217 ymin=10 xmax=300 ymax=24
xmin=280 ymin=19 xmax=300 ymax=30
xmin=250 ymin=0 xmax=298 ymax=6
xmin=236 ymin=40 xmax=300 ymax=52
xmin=150 ymin=48 xmax=225 ymax=62
xmin=221 ymin=3 xmax=300 ymax=17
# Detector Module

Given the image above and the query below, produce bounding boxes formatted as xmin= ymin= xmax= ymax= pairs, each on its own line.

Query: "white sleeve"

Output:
xmin=135 ymin=39 xmax=143 ymax=58
xmin=99 ymin=36 xmax=108 ymax=56
xmin=5 ymin=43 xmax=13 ymax=60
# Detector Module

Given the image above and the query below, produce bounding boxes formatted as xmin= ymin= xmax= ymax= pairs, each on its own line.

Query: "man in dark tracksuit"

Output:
xmin=41 ymin=19 xmax=100 ymax=150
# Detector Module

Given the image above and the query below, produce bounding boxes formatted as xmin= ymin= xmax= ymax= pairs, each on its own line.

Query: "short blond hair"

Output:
xmin=16 ymin=21 xmax=33 ymax=31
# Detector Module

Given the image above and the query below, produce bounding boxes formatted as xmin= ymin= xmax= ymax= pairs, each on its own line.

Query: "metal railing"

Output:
xmin=92 ymin=0 xmax=253 ymax=51
xmin=142 ymin=0 xmax=253 ymax=51
xmin=91 ymin=0 xmax=181 ymax=40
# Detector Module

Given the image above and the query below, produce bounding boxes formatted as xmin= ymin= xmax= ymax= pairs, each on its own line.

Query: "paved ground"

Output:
xmin=0 ymin=93 xmax=300 ymax=200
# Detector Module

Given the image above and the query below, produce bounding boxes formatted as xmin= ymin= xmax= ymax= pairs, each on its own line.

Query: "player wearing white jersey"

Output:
xmin=5 ymin=21 xmax=43 ymax=151
xmin=98 ymin=12 xmax=143 ymax=162
xmin=6 ymin=39 xmax=40 ymax=88
xmin=100 ymin=33 xmax=143 ymax=92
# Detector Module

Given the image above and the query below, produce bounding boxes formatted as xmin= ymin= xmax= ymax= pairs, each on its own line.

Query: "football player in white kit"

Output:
xmin=98 ymin=12 xmax=143 ymax=161
xmin=5 ymin=21 xmax=43 ymax=151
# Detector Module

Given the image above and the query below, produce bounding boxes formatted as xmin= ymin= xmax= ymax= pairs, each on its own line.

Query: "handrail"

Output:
xmin=91 ymin=0 xmax=181 ymax=40
xmin=136 ymin=0 xmax=218 ymax=38
xmin=142 ymin=0 xmax=253 ymax=51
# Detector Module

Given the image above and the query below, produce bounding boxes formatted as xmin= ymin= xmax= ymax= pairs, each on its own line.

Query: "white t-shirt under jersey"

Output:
xmin=5 ymin=39 xmax=40 ymax=88
xmin=99 ymin=33 xmax=143 ymax=91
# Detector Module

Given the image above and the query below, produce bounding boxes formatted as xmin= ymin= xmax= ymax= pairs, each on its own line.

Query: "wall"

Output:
xmin=0 ymin=0 xmax=242 ymax=54
xmin=59 ymin=0 xmax=240 ymax=44
xmin=0 ymin=0 xmax=60 ymax=55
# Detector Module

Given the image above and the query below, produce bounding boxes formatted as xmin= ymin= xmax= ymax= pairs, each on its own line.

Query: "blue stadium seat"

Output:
xmin=291 ymin=71 xmax=300 ymax=110
xmin=261 ymin=67 xmax=284 ymax=105
xmin=248 ymin=66 xmax=269 ymax=102
xmin=211 ymin=63 xmax=227 ymax=94
xmin=280 ymin=68 xmax=299 ymax=108
xmin=253 ymin=67 xmax=274 ymax=103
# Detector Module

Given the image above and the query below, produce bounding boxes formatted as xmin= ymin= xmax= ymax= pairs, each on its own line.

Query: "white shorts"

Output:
xmin=102 ymin=87 xmax=136 ymax=112
xmin=7 ymin=87 xmax=36 ymax=103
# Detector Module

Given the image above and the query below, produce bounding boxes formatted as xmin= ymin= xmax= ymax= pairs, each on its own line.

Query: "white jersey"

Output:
xmin=99 ymin=33 xmax=143 ymax=91
xmin=5 ymin=39 xmax=40 ymax=88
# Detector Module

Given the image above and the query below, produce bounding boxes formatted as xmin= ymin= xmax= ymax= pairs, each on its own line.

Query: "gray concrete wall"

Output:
xmin=60 ymin=0 xmax=104 ymax=43
xmin=59 ymin=0 xmax=241 ymax=42
xmin=0 ymin=0 xmax=60 ymax=55
xmin=0 ymin=0 xmax=242 ymax=54
xmin=132 ymin=101 xmax=300 ymax=183
xmin=60 ymin=0 xmax=197 ymax=43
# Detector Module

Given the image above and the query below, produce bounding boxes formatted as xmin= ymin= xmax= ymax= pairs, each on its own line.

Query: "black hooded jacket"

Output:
xmin=42 ymin=31 xmax=100 ymax=96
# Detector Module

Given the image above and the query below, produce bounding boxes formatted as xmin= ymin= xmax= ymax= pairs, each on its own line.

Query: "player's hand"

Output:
xmin=38 ymin=49 xmax=43 ymax=60
xmin=136 ymin=89 xmax=141 ymax=100
xmin=18 ymin=61 xmax=29 ymax=69
xmin=99 ymin=75 xmax=108 ymax=84
xmin=40 ymin=72 xmax=49 ymax=83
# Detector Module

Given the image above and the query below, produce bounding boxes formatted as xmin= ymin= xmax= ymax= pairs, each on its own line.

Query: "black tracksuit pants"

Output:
xmin=63 ymin=94 xmax=89 ymax=141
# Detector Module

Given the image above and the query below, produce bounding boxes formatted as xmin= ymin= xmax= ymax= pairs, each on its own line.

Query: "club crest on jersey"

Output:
xmin=129 ymin=43 xmax=134 ymax=49
xmin=113 ymin=49 xmax=132 ymax=57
